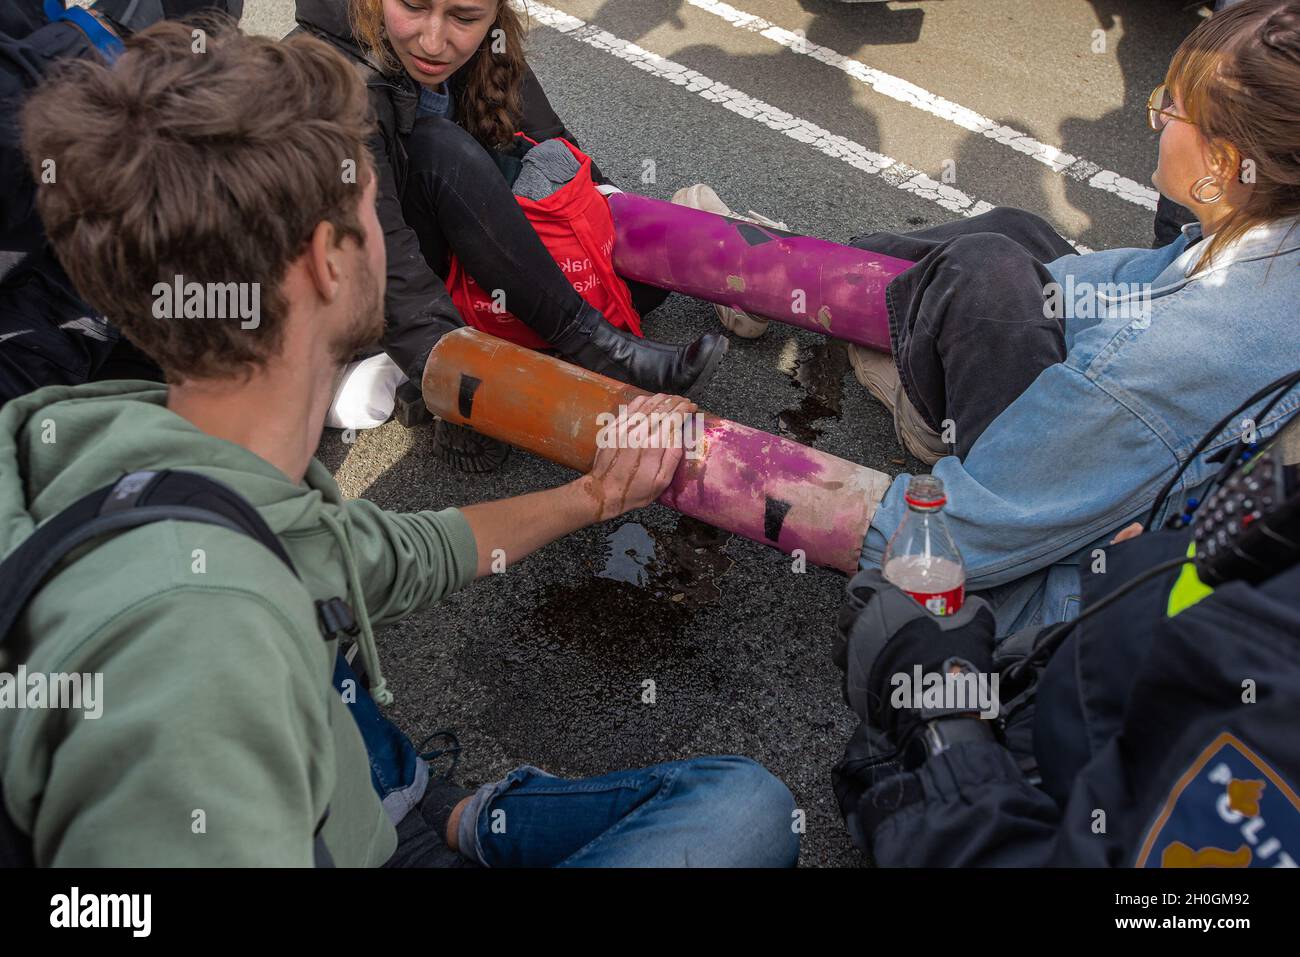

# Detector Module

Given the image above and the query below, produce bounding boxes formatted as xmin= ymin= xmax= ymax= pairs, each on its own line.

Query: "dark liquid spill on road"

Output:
xmin=462 ymin=515 xmax=736 ymax=770
xmin=776 ymin=340 xmax=850 ymax=445
xmin=599 ymin=515 xmax=734 ymax=604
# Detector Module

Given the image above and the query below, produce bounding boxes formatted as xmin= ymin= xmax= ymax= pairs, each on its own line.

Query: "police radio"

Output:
xmin=1146 ymin=367 xmax=1300 ymax=586
xmin=1190 ymin=420 xmax=1300 ymax=586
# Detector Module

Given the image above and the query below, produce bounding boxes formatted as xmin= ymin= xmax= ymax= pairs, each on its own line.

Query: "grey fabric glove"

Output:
xmin=833 ymin=568 xmax=997 ymax=739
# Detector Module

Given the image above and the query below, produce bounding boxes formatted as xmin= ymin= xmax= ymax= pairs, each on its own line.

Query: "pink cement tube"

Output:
xmin=608 ymin=191 xmax=912 ymax=351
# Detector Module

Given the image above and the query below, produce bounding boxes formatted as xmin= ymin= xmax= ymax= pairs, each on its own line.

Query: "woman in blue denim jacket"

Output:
xmin=849 ymin=0 xmax=1300 ymax=632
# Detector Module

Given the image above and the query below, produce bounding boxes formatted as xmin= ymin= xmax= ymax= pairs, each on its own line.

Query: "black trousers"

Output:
xmin=849 ymin=207 xmax=1076 ymax=459
xmin=401 ymin=116 xmax=668 ymax=337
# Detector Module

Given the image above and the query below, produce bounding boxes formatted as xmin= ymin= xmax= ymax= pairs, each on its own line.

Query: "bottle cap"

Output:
xmin=904 ymin=474 xmax=946 ymax=510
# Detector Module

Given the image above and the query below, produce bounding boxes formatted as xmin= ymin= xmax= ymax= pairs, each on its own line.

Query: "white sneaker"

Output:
xmin=670 ymin=183 xmax=787 ymax=339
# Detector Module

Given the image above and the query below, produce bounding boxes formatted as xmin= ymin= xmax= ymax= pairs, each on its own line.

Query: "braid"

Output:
xmin=458 ymin=4 xmax=526 ymax=150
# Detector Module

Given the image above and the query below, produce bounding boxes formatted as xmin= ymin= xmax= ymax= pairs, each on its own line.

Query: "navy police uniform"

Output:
xmin=834 ymin=529 xmax=1300 ymax=867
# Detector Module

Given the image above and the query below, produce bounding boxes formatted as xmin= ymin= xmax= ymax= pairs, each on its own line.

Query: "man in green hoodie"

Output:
xmin=0 ymin=20 xmax=798 ymax=867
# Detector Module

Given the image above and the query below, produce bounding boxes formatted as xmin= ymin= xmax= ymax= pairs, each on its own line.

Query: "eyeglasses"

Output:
xmin=1147 ymin=83 xmax=1192 ymax=131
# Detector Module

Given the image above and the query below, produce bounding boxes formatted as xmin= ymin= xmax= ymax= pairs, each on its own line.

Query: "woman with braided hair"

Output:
xmin=294 ymin=0 xmax=727 ymax=467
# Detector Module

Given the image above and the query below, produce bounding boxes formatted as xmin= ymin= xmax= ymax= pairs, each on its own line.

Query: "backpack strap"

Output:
xmin=0 ymin=470 xmax=299 ymax=670
xmin=0 ymin=469 xmax=366 ymax=670
xmin=0 ymin=469 xmax=345 ymax=867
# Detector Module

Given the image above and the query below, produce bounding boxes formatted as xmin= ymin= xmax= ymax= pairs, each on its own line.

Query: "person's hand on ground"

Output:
xmin=578 ymin=392 xmax=697 ymax=522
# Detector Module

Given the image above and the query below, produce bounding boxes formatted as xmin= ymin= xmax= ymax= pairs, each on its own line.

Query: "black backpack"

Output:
xmin=0 ymin=469 xmax=350 ymax=866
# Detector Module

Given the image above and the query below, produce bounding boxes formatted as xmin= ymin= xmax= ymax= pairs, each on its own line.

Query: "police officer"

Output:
xmin=832 ymin=509 xmax=1300 ymax=867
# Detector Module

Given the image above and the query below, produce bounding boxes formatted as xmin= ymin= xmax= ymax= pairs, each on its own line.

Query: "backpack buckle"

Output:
xmin=316 ymin=597 xmax=359 ymax=641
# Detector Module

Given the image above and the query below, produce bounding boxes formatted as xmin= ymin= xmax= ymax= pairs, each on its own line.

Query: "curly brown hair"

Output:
xmin=21 ymin=18 xmax=375 ymax=382
xmin=349 ymin=0 xmax=528 ymax=151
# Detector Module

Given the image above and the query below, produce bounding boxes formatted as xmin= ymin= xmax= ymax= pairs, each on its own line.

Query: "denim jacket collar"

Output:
xmin=1173 ymin=215 xmax=1300 ymax=280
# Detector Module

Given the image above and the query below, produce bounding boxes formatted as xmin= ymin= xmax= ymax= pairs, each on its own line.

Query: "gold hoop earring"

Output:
xmin=1191 ymin=175 xmax=1224 ymax=205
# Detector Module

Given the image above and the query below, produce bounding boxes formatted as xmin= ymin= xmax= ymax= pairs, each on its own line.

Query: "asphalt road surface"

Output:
xmin=241 ymin=0 xmax=1208 ymax=867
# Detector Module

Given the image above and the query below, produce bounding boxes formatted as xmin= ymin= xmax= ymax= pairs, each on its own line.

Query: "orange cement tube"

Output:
xmin=422 ymin=328 xmax=880 ymax=573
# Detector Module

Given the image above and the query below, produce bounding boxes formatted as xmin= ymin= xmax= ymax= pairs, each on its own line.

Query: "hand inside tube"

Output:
xmin=581 ymin=392 xmax=697 ymax=522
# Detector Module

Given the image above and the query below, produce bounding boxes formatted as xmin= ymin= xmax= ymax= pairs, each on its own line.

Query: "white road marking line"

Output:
xmin=520 ymin=1 xmax=1093 ymax=252
xmin=682 ymin=0 xmax=1159 ymax=211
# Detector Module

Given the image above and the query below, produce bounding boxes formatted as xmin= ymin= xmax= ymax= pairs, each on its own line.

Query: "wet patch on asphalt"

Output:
xmin=776 ymin=340 xmax=851 ymax=446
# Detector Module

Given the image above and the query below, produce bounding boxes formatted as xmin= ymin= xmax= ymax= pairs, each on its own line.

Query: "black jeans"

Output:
xmin=401 ymin=116 xmax=667 ymax=336
xmin=849 ymin=207 xmax=1076 ymax=459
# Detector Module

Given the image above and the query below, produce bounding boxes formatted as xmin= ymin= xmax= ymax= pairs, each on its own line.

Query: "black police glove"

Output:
xmin=833 ymin=568 xmax=997 ymax=743
xmin=92 ymin=0 xmax=244 ymax=35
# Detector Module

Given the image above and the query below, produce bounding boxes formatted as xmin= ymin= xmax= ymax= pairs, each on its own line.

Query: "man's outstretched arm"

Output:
xmin=349 ymin=393 xmax=696 ymax=626
xmin=459 ymin=393 xmax=694 ymax=578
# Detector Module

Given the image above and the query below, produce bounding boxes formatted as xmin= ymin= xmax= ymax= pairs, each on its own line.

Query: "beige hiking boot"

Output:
xmin=847 ymin=343 xmax=899 ymax=408
xmin=847 ymin=344 xmax=949 ymax=465
xmin=670 ymin=183 xmax=787 ymax=339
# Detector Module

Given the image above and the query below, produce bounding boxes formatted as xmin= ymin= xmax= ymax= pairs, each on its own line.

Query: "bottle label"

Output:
xmin=904 ymin=583 xmax=965 ymax=616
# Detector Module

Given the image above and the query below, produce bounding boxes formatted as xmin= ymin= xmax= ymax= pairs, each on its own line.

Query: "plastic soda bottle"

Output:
xmin=882 ymin=475 xmax=966 ymax=616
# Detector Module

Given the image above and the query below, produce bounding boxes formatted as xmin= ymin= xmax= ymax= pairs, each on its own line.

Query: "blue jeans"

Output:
xmin=460 ymin=757 xmax=799 ymax=868
xmin=337 ymin=655 xmax=798 ymax=867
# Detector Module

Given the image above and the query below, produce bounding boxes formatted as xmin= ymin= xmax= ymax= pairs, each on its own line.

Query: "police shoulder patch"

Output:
xmin=1136 ymin=731 xmax=1300 ymax=868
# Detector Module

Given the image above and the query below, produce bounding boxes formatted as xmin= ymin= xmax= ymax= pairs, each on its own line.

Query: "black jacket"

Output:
xmin=294 ymin=0 xmax=597 ymax=381
xmin=1 ymin=1 xmax=68 ymax=252
xmin=1 ymin=7 xmax=124 ymax=403
xmin=838 ymin=531 xmax=1300 ymax=867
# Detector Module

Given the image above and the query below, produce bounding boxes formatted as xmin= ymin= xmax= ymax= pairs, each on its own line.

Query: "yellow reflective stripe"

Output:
xmin=1167 ymin=541 xmax=1214 ymax=617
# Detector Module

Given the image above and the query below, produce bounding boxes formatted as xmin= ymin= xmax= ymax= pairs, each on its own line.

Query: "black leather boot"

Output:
xmin=549 ymin=303 xmax=729 ymax=399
